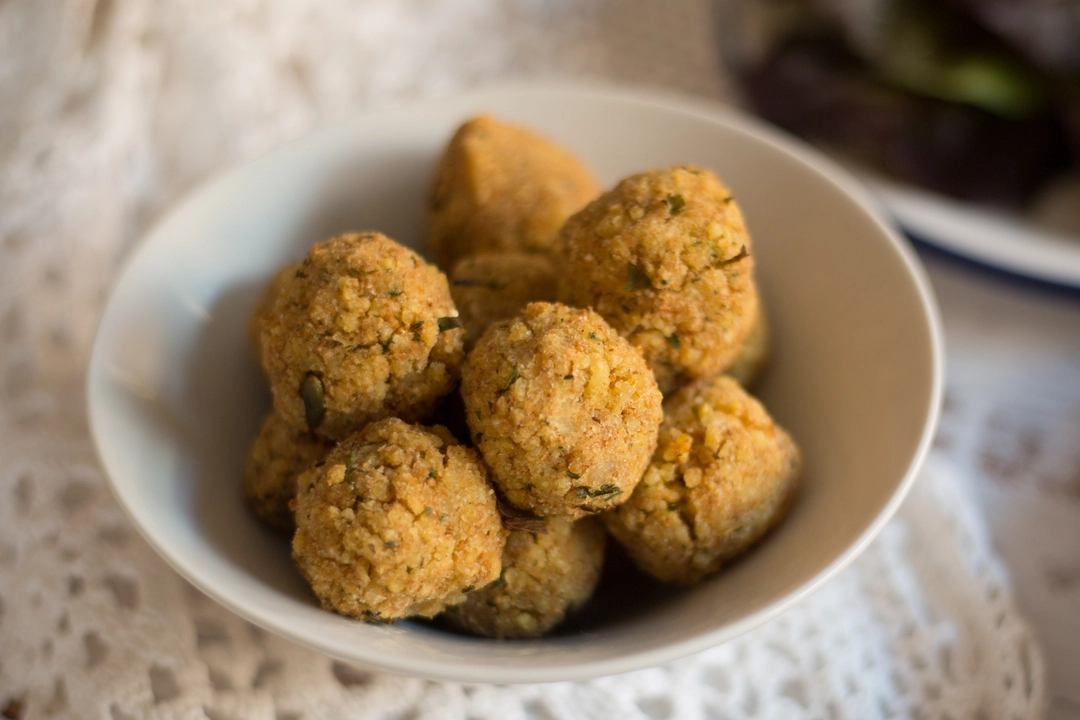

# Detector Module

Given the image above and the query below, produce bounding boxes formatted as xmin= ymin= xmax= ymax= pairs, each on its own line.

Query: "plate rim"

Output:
xmin=867 ymin=174 xmax=1080 ymax=289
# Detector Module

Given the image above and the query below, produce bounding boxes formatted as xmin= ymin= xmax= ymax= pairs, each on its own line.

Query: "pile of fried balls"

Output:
xmin=243 ymin=115 xmax=801 ymax=638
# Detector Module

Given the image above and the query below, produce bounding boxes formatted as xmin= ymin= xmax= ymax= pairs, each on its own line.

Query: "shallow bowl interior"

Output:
xmin=88 ymin=84 xmax=942 ymax=683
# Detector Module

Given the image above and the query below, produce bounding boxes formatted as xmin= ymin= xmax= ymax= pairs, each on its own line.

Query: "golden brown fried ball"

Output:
xmin=292 ymin=418 xmax=507 ymax=621
xmin=242 ymin=411 xmax=333 ymax=534
xmin=444 ymin=517 xmax=606 ymax=639
xmin=248 ymin=263 xmax=300 ymax=375
xmin=261 ymin=232 xmax=465 ymax=440
xmin=449 ymin=252 xmax=557 ymax=350
xmin=462 ymin=302 xmax=663 ymax=520
xmin=427 ymin=115 xmax=600 ymax=268
xmin=603 ymin=374 xmax=800 ymax=584
xmin=558 ymin=166 xmax=758 ymax=394
xmin=723 ymin=296 xmax=769 ymax=388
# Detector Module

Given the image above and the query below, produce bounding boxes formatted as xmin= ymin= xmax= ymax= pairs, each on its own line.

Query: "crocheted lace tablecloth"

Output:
xmin=0 ymin=1 xmax=1046 ymax=718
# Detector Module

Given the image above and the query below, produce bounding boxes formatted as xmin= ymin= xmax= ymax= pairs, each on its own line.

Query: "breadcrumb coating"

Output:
xmin=462 ymin=302 xmax=663 ymax=520
xmin=557 ymin=166 xmax=758 ymax=393
xmin=292 ymin=418 xmax=507 ymax=620
xmin=603 ymin=374 xmax=800 ymax=584
xmin=261 ymin=232 xmax=464 ymax=439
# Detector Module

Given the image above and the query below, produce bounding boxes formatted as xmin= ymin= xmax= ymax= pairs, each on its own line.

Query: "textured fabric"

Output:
xmin=0 ymin=1 xmax=1046 ymax=718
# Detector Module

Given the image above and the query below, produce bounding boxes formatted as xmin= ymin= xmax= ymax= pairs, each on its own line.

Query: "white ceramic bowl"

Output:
xmin=87 ymin=83 xmax=943 ymax=683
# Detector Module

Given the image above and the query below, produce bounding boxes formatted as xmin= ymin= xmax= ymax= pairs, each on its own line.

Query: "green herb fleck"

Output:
xmin=475 ymin=432 xmax=484 ymax=442
xmin=525 ymin=483 xmax=534 ymax=492
xmin=299 ymin=373 xmax=325 ymax=430
xmin=428 ymin=468 xmax=437 ymax=479
xmin=437 ymin=316 xmax=461 ymax=332
xmin=384 ymin=541 xmax=398 ymax=548
xmin=345 ymin=450 xmax=359 ymax=487
xmin=563 ymin=374 xmax=574 ymax=380
xmin=588 ymin=332 xmax=598 ymax=340
xmin=575 ymin=484 xmax=623 ymax=499
xmin=722 ymin=196 xmax=733 ymax=203
xmin=462 ymin=585 xmax=475 ymax=593
xmin=409 ymin=320 xmax=424 ymax=331
xmin=621 ymin=304 xmax=632 ymax=313
xmin=664 ymin=193 xmax=686 ymax=215
xmin=567 ymin=471 xmax=581 ymax=480
xmin=667 ymin=502 xmax=679 ymax=512
xmin=439 ymin=513 xmax=449 ymax=522
xmin=389 ymin=288 xmax=403 ymax=297
xmin=668 ymin=333 xmax=681 ymax=349
xmin=475 ymin=409 xmax=483 ymax=421
xmin=626 ymin=263 xmax=651 ymax=292
xmin=425 ymin=506 xmax=433 ymax=516
xmin=497 ymin=365 xmax=520 ymax=396
xmin=716 ymin=245 xmax=749 ymax=268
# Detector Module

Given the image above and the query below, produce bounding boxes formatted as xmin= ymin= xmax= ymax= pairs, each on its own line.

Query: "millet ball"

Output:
xmin=557 ymin=165 xmax=758 ymax=393
xmin=261 ymin=232 xmax=464 ymax=439
xmin=449 ymin=251 xmax=557 ymax=350
xmin=292 ymin=418 xmax=507 ymax=621
xmin=462 ymin=302 xmax=663 ymax=520
xmin=603 ymin=374 xmax=800 ymax=584
xmin=427 ymin=115 xmax=600 ymax=268
xmin=443 ymin=517 xmax=606 ymax=639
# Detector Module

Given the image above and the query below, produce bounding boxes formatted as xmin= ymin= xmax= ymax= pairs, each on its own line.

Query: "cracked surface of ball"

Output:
xmin=242 ymin=411 xmax=333 ymax=534
xmin=449 ymin=252 xmax=557 ymax=350
xmin=444 ymin=517 xmax=606 ymax=639
xmin=603 ymin=374 xmax=800 ymax=584
xmin=292 ymin=418 xmax=507 ymax=621
xmin=557 ymin=165 xmax=758 ymax=393
xmin=261 ymin=232 xmax=464 ymax=439
xmin=462 ymin=302 xmax=663 ymax=520
xmin=427 ymin=115 xmax=600 ymax=267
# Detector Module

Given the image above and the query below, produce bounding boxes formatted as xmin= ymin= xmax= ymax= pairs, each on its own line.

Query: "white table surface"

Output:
xmin=919 ymin=251 xmax=1080 ymax=720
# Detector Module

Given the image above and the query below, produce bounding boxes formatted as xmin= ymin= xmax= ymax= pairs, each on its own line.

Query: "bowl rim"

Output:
xmin=87 ymin=80 xmax=945 ymax=683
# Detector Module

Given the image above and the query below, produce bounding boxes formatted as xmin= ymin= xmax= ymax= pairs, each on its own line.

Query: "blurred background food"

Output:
xmin=718 ymin=0 xmax=1080 ymax=209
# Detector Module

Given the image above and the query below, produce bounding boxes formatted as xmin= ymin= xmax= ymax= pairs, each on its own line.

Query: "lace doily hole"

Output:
xmin=149 ymin=664 xmax=180 ymax=704
xmin=331 ymin=661 xmax=373 ymax=688
xmin=636 ymin=696 xmax=673 ymax=720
